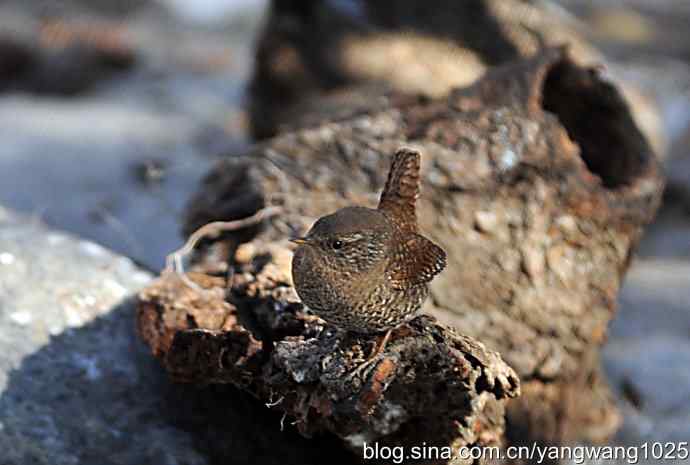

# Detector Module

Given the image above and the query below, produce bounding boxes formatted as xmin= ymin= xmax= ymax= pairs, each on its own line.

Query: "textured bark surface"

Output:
xmin=248 ymin=0 xmax=664 ymax=157
xmin=178 ymin=48 xmax=664 ymax=450
xmin=137 ymin=241 xmax=519 ymax=464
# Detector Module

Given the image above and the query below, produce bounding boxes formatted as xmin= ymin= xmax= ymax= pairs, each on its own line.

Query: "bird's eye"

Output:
xmin=331 ymin=240 xmax=344 ymax=250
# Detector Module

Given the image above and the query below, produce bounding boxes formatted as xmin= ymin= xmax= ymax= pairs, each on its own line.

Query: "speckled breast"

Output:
xmin=300 ymin=278 xmax=429 ymax=334
xmin=292 ymin=242 xmax=430 ymax=333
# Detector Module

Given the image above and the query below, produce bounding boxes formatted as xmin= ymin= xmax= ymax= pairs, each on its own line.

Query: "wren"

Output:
xmin=291 ymin=148 xmax=446 ymax=347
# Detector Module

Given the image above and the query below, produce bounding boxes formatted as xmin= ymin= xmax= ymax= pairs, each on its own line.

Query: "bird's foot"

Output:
xmin=347 ymin=329 xmax=392 ymax=380
xmin=347 ymin=355 xmax=380 ymax=380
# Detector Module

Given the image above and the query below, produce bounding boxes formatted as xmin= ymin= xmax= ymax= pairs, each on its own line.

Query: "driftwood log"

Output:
xmin=164 ymin=48 xmax=665 ymax=455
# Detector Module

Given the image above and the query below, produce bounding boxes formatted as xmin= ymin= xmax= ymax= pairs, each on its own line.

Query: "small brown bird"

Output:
xmin=291 ymin=148 xmax=446 ymax=359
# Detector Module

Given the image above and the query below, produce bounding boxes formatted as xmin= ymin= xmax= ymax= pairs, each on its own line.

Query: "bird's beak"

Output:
xmin=290 ymin=237 xmax=308 ymax=246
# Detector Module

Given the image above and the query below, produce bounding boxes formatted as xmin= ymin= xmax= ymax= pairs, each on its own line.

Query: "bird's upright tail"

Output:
xmin=378 ymin=148 xmax=421 ymax=233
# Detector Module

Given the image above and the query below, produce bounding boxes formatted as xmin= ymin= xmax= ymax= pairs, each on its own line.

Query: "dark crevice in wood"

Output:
xmin=541 ymin=60 xmax=653 ymax=189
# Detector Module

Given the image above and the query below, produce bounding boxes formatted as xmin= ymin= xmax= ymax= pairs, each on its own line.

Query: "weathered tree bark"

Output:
xmin=249 ymin=0 xmax=665 ymax=156
xmin=177 ymin=48 xmax=664 ymax=451
xmin=138 ymin=241 xmax=519 ymax=464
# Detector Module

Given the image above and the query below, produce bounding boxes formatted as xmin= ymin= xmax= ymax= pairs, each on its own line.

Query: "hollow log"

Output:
xmin=137 ymin=242 xmax=519 ymax=464
xmin=248 ymin=0 xmax=665 ymax=158
xmin=178 ymin=48 xmax=664 ymax=450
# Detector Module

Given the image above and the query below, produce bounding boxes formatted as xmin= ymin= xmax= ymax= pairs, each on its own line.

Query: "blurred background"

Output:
xmin=0 ymin=0 xmax=269 ymax=271
xmin=0 ymin=0 xmax=689 ymax=461
xmin=0 ymin=0 xmax=688 ymax=271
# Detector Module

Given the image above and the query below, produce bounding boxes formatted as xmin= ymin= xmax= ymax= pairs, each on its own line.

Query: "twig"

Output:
xmin=265 ymin=395 xmax=285 ymax=408
xmin=164 ymin=206 xmax=282 ymax=291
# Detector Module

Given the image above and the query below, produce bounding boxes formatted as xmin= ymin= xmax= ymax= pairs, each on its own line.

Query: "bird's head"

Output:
xmin=291 ymin=206 xmax=393 ymax=276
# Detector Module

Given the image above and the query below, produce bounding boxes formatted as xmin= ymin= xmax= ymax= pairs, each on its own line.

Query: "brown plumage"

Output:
xmin=291 ymin=148 xmax=446 ymax=335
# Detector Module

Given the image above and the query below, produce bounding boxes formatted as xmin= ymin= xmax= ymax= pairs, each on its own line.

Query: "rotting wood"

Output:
xmin=139 ymin=48 xmax=664 ymax=461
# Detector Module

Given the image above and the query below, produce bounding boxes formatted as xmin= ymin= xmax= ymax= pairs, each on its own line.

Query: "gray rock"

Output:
xmin=0 ymin=207 xmax=209 ymax=465
xmin=606 ymin=259 xmax=690 ymax=447
xmin=637 ymin=206 xmax=690 ymax=260
xmin=612 ymin=259 xmax=690 ymax=339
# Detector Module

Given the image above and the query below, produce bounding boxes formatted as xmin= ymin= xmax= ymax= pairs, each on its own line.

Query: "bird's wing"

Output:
xmin=377 ymin=148 xmax=421 ymax=234
xmin=388 ymin=234 xmax=447 ymax=289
